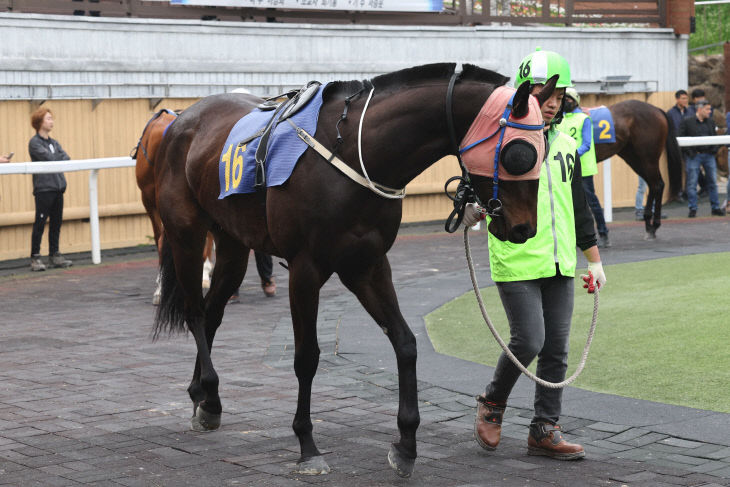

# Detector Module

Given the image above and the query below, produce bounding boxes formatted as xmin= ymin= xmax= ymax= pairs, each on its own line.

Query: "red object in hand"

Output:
xmin=582 ymin=271 xmax=596 ymax=294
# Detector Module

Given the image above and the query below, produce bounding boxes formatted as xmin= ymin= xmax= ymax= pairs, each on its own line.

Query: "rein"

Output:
xmin=464 ymin=226 xmax=600 ymax=389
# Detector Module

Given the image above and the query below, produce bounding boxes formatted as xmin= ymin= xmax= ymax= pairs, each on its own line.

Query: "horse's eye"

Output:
xmin=500 ymin=140 xmax=537 ymax=175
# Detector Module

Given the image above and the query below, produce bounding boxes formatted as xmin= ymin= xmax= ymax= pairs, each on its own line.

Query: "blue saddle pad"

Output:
xmin=218 ymin=84 xmax=327 ymax=199
xmin=587 ymin=106 xmax=616 ymax=144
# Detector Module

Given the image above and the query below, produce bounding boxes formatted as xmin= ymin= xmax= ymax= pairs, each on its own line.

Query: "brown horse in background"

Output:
xmin=151 ymin=64 xmax=554 ymax=477
xmin=132 ymin=109 xmax=214 ymax=304
xmin=594 ymin=100 xmax=683 ymax=239
xmin=133 ymin=109 xmax=178 ymax=253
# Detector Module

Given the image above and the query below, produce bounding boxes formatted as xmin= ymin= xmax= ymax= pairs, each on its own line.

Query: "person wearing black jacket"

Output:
xmin=679 ymin=101 xmax=725 ymax=217
xmin=28 ymin=107 xmax=73 ymax=271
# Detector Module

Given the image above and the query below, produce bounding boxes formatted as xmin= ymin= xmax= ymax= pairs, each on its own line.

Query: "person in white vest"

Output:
xmin=463 ymin=49 xmax=606 ymax=460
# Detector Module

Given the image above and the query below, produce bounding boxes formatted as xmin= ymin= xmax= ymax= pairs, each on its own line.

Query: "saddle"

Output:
xmin=253 ymin=81 xmax=321 ymax=189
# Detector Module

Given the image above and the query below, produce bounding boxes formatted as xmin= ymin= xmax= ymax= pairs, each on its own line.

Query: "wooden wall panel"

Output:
xmin=0 ymin=93 xmax=678 ymax=261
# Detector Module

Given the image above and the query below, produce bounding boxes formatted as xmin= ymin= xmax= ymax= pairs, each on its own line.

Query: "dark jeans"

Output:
xmin=582 ymin=176 xmax=608 ymax=235
xmin=254 ymin=250 xmax=273 ymax=280
xmin=685 ymin=153 xmax=720 ymax=210
xmin=485 ymin=275 xmax=574 ymax=424
xmin=31 ymin=191 xmax=64 ymax=257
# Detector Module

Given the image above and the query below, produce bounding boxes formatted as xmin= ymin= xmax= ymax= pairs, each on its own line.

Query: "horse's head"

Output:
xmin=459 ymin=75 xmax=558 ymax=243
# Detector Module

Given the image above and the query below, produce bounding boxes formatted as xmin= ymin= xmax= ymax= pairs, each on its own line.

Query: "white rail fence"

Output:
xmin=1 ymin=135 xmax=729 ymax=264
xmin=601 ymin=135 xmax=730 ymax=222
xmin=0 ymin=157 xmax=136 ymax=264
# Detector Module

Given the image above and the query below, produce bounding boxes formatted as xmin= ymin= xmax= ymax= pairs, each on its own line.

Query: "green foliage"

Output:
xmin=425 ymin=253 xmax=730 ymax=412
xmin=690 ymin=2 xmax=730 ymax=54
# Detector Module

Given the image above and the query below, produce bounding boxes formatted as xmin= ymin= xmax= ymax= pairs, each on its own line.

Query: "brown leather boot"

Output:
xmin=261 ymin=277 xmax=276 ymax=297
xmin=527 ymin=422 xmax=585 ymax=460
xmin=474 ymin=394 xmax=506 ymax=451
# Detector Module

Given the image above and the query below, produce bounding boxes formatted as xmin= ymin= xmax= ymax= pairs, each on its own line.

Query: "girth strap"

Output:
xmin=287 ymin=119 xmax=405 ymax=199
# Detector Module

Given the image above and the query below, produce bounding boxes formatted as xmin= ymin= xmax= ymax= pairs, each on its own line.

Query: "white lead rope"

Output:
xmin=464 ymin=226 xmax=600 ymax=389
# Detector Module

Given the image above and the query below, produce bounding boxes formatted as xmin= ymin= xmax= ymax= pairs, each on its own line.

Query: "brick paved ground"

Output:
xmin=1 ymin=205 xmax=729 ymax=486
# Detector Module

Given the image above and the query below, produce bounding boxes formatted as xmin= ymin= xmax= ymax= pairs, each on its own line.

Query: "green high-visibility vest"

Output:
xmin=486 ymin=130 xmax=579 ymax=282
xmin=556 ymin=111 xmax=597 ymax=177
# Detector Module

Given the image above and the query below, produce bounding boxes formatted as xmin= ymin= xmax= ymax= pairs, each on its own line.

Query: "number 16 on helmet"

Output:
xmin=515 ymin=48 xmax=574 ymax=89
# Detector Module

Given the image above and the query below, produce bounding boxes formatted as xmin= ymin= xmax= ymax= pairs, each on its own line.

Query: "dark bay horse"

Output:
xmin=152 ymin=64 xmax=554 ymax=477
xmin=594 ymin=100 xmax=683 ymax=238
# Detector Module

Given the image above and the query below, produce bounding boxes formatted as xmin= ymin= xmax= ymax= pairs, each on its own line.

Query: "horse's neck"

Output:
xmin=359 ymin=84 xmax=489 ymax=189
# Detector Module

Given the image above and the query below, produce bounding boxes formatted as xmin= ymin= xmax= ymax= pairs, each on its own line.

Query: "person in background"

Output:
xmin=228 ymin=251 xmax=276 ymax=303
xmin=685 ymin=88 xmax=709 ymax=198
xmin=679 ymin=101 xmax=725 ymax=217
xmin=657 ymin=89 xmax=690 ymax=205
xmin=666 ymin=89 xmax=689 ymax=133
xmin=555 ymin=87 xmax=609 ymax=248
xmin=28 ymin=107 xmax=73 ymax=271
xmin=464 ymin=49 xmax=606 ymax=461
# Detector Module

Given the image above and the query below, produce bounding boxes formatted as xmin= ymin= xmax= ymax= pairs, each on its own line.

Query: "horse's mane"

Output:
xmin=325 ymin=63 xmax=508 ymax=96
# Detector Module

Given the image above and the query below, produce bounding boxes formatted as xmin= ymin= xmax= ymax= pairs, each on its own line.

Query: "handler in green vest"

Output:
xmin=463 ymin=49 xmax=607 ymax=460
xmin=556 ymin=87 xmax=610 ymax=248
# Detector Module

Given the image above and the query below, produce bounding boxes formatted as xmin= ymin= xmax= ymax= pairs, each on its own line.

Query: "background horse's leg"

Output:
xmin=338 ymin=255 xmax=419 ymax=478
xmin=288 ymin=254 xmax=331 ymax=475
xmin=201 ymin=233 xmax=215 ymax=290
xmin=644 ymin=176 xmax=665 ymax=239
xmin=620 ymin=146 xmax=664 ymax=239
xmin=188 ymin=232 xmax=247 ymax=421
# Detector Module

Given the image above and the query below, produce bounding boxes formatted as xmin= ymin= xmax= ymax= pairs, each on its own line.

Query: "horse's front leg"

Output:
xmin=289 ymin=254 xmax=331 ymax=474
xmin=339 ymin=255 xmax=419 ymax=478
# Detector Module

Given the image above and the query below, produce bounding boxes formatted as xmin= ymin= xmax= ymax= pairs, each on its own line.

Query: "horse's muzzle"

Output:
xmin=508 ymin=223 xmax=536 ymax=244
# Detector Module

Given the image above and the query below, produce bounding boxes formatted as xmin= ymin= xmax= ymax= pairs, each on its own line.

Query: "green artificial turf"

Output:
xmin=425 ymin=252 xmax=730 ymax=413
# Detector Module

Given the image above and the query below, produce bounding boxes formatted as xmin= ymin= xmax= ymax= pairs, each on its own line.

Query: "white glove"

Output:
xmin=462 ymin=203 xmax=485 ymax=228
xmin=580 ymin=261 xmax=606 ymax=293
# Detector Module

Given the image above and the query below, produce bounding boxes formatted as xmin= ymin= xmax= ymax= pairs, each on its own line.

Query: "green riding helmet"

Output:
xmin=515 ymin=48 xmax=574 ymax=89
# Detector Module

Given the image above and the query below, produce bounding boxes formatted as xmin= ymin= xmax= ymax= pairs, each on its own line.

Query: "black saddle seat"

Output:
xmin=254 ymin=81 xmax=321 ymax=189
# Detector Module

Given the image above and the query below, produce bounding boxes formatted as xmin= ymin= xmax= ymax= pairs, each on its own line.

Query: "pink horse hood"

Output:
xmin=459 ymin=86 xmax=545 ymax=181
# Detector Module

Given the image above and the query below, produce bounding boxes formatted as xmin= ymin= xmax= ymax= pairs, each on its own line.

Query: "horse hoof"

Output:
xmin=191 ymin=406 xmax=221 ymax=432
xmin=295 ymin=455 xmax=330 ymax=475
xmin=387 ymin=444 xmax=415 ymax=478
xmin=644 ymin=232 xmax=656 ymax=240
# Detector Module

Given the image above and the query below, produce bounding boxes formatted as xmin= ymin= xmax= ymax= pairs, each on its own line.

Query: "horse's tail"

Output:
xmin=662 ymin=110 xmax=684 ymax=201
xmin=153 ymin=236 xmax=187 ymax=340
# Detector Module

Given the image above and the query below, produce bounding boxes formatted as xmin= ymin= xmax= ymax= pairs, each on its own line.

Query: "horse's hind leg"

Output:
xmin=338 ymin=255 xmax=419 ymax=478
xmin=188 ymin=232 xmax=247 ymax=430
xmin=289 ymin=254 xmax=331 ymax=475
xmin=164 ymin=225 xmax=224 ymax=430
xmin=644 ymin=176 xmax=665 ymax=239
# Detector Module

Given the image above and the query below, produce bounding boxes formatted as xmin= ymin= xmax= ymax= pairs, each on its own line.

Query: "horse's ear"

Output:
xmin=533 ymin=74 xmax=559 ymax=107
xmin=512 ymin=81 xmax=532 ymax=118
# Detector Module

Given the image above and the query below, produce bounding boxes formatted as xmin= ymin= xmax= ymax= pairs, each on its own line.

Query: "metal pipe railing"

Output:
xmin=0 ymin=157 xmax=136 ymax=264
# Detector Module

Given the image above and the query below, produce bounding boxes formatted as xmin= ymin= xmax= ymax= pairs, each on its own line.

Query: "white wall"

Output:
xmin=0 ymin=13 xmax=687 ymax=99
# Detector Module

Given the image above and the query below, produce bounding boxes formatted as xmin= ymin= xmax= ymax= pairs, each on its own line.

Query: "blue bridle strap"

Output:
xmin=459 ymin=92 xmax=544 ymax=202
